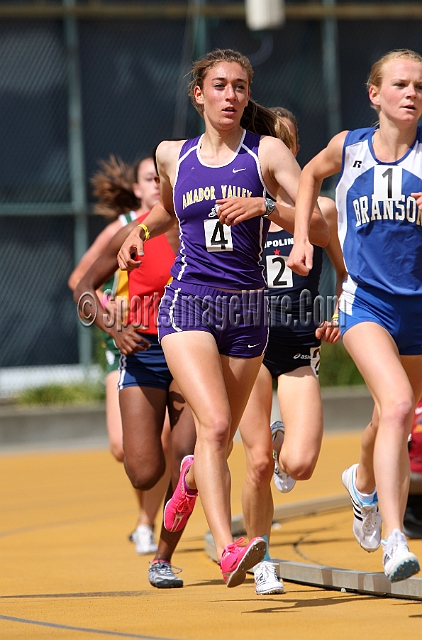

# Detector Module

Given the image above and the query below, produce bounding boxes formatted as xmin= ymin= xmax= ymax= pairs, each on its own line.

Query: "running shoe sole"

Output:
xmin=226 ymin=539 xmax=266 ymax=588
xmin=388 ymin=558 xmax=420 ymax=583
xmin=256 ymin=585 xmax=285 ymax=595
xmin=150 ymin=578 xmax=183 ymax=589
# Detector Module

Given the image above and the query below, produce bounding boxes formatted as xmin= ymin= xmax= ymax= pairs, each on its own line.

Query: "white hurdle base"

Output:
xmin=204 ymin=494 xmax=422 ymax=601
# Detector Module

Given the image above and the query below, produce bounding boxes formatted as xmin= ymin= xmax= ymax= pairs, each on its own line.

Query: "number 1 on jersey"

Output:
xmin=373 ymin=165 xmax=403 ymax=201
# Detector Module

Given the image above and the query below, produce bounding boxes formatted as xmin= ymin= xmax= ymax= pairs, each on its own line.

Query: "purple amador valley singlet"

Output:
xmin=171 ymin=129 xmax=273 ymax=290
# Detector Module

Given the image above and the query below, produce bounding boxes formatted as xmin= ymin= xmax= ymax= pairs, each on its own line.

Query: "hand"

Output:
xmin=411 ymin=191 xmax=422 ymax=211
xmin=315 ymin=318 xmax=340 ymax=344
xmin=287 ymin=239 xmax=314 ymax=276
xmin=111 ymin=324 xmax=151 ymax=355
xmin=216 ymin=197 xmax=265 ymax=226
xmin=117 ymin=228 xmax=144 ymax=271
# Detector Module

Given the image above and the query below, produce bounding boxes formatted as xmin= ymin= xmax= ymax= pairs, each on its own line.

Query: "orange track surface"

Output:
xmin=1 ymin=432 xmax=421 ymax=639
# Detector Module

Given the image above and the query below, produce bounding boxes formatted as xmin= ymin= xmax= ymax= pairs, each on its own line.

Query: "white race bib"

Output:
xmin=204 ymin=219 xmax=233 ymax=252
xmin=373 ymin=165 xmax=403 ymax=201
xmin=266 ymin=254 xmax=293 ymax=288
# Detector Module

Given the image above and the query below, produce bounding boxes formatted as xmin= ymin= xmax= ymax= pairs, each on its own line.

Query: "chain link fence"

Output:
xmin=1 ymin=0 xmax=421 ymax=395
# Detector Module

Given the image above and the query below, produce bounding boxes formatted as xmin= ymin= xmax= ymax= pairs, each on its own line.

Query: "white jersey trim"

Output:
xmin=117 ymin=354 xmax=127 ymax=391
xmin=173 ymin=145 xmax=198 ymax=281
xmin=168 ymin=287 xmax=182 ymax=331
xmin=196 ymin=130 xmax=247 ymax=168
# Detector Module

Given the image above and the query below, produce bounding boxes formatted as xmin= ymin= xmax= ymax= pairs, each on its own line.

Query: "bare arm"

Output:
xmin=287 ymin=131 xmax=346 ymax=276
xmin=117 ymin=140 xmax=182 ymax=271
xmin=314 ymin=196 xmax=346 ymax=344
xmin=319 ymin=196 xmax=347 ymax=294
xmin=265 ymin=136 xmax=329 ymax=245
xmin=68 ymin=217 xmax=123 ymax=291
xmin=216 ymin=136 xmax=330 ymax=247
xmin=74 ymin=220 xmax=151 ymax=355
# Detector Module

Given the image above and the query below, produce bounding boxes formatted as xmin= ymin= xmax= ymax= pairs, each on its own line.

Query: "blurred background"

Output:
xmin=1 ymin=0 xmax=421 ymax=402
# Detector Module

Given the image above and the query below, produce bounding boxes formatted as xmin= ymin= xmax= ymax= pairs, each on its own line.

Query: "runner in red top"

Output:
xmin=74 ymin=160 xmax=196 ymax=590
xmin=69 ymin=156 xmax=170 ymax=556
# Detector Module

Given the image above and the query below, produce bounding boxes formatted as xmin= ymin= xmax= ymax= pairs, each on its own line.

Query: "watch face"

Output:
xmin=265 ymin=198 xmax=275 ymax=214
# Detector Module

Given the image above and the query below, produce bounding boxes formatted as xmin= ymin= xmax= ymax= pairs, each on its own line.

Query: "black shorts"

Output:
xmin=263 ymin=331 xmax=321 ymax=378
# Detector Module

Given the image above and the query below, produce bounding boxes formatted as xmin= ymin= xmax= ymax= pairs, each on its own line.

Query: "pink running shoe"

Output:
xmin=164 ymin=455 xmax=197 ymax=532
xmin=219 ymin=537 xmax=266 ymax=588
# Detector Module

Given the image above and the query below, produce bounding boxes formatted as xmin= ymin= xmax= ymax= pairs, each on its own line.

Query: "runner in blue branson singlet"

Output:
xmin=158 ymin=130 xmax=274 ymax=358
xmin=337 ymin=126 xmax=422 ymax=354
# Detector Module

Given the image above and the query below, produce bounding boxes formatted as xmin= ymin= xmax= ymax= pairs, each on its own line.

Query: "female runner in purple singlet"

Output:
xmin=117 ymin=48 xmax=329 ymax=587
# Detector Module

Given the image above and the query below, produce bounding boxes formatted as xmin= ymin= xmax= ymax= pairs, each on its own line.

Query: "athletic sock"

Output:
xmin=355 ymin=487 xmax=377 ymax=505
xmin=353 ymin=467 xmax=377 ymax=504
xmin=262 ymin=534 xmax=272 ymax=562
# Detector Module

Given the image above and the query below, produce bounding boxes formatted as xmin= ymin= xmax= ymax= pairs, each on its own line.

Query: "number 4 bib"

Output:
xmin=204 ymin=219 xmax=233 ymax=252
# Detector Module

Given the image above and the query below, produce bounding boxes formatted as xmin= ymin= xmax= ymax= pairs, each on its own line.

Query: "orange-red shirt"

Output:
xmin=127 ymin=213 xmax=176 ymax=335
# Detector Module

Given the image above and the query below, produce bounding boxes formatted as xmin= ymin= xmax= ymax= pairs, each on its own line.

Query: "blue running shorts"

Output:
xmin=339 ymin=282 xmax=422 ymax=355
xmin=117 ymin=333 xmax=173 ymax=391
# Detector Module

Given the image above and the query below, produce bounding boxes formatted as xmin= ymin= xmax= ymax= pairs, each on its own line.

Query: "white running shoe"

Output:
xmin=148 ymin=561 xmax=183 ymax=588
xmin=341 ymin=464 xmax=382 ymax=552
xmin=382 ymin=529 xmax=420 ymax=582
xmin=129 ymin=524 xmax=158 ymax=555
xmin=254 ymin=561 xmax=284 ymax=595
xmin=271 ymin=420 xmax=296 ymax=493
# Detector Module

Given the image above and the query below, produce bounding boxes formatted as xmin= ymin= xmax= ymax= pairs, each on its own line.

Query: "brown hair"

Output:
xmin=90 ymin=155 xmax=141 ymax=219
xmin=188 ymin=48 xmax=292 ymax=144
xmin=269 ymin=106 xmax=297 ymax=153
xmin=366 ymin=49 xmax=422 ymax=112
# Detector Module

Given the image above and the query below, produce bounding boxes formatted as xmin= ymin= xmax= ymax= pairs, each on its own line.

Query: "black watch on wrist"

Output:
xmin=262 ymin=197 xmax=276 ymax=218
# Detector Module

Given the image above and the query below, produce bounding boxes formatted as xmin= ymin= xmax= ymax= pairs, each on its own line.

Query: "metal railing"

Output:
xmin=1 ymin=2 xmax=422 ymax=20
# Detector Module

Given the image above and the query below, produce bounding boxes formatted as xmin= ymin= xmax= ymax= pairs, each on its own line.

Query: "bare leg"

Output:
xmin=120 ymin=382 xmax=196 ymax=564
xmin=277 ymin=366 xmax=323 ymax=481
xmin=106 ymin=370 xmax=147 ymax=528
xmin=355 ymin=409 xmax=378 ymax=494
xmin=162 ymin=331 xmax=262 ymax=558
xmin=153 ymin=381 xmax=197 ymax=563
xmin=119 ymin=385 xmax=167 ymax=490
xmin=138 ymin=412 xmax=172 ymax=527
xmin=105 ymin=370 xmax=125 ymax=462
xmin=343 ymin=323 xmax=422 ymax=538
xmin=238 ymin=365 xmax=274 ymax=542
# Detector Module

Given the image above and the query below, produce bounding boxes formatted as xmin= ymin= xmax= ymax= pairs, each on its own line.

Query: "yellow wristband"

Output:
xmin=137 ymin=223 xmax=150 ymax=241
xmin=331 ymin=313 xmax=339 ymax=319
